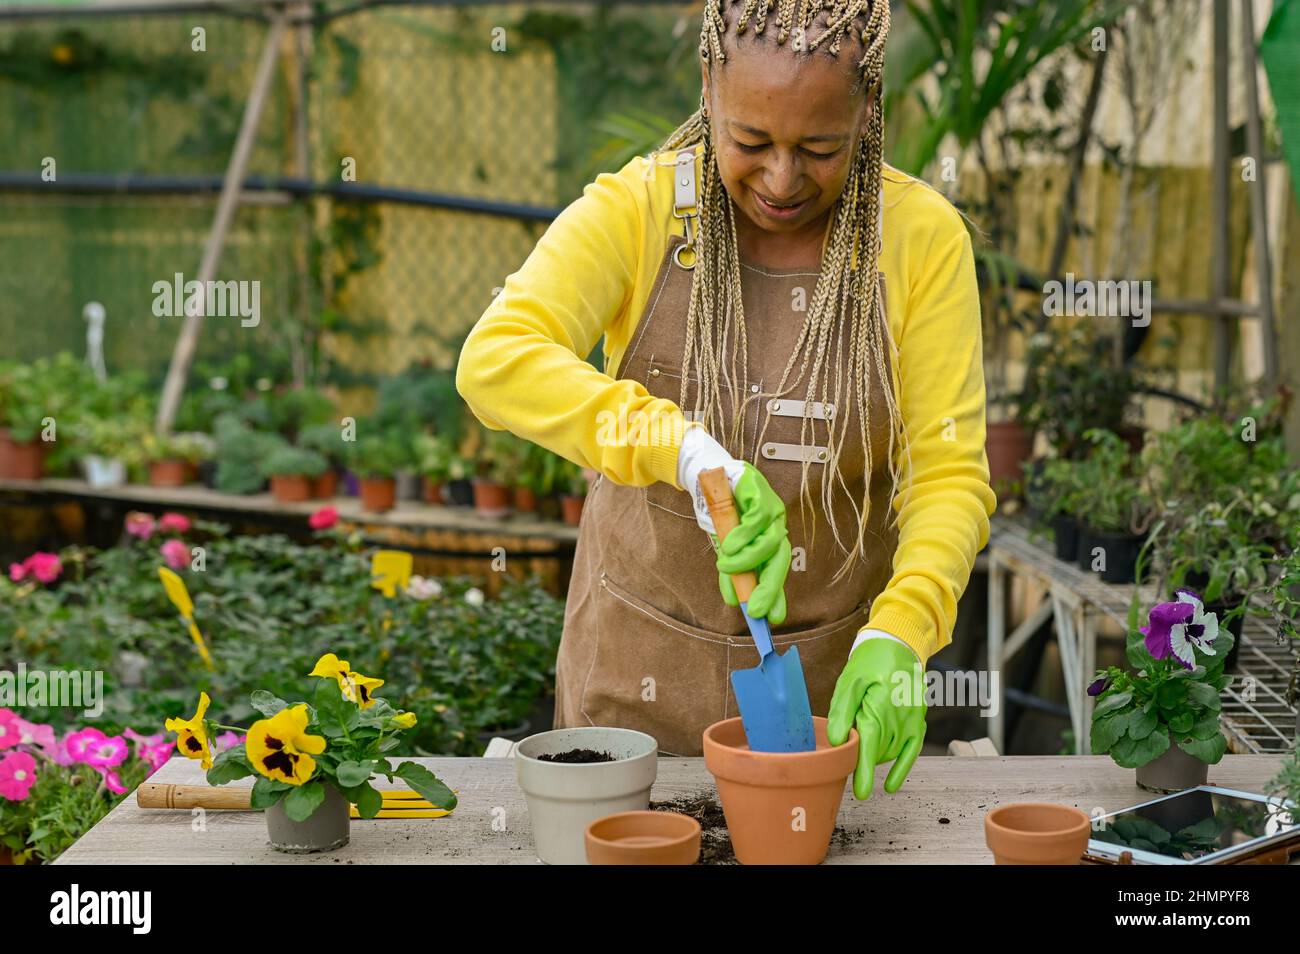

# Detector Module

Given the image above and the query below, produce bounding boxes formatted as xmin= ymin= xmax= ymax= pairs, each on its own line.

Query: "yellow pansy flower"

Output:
xmin=309 ymin=652 xmax=384 ymax=709
xmin=392 ymin=711 xmax=417 ymax=729
xmin=246 ymin=704 xmax=325 ymax=786
xmin=164 ymin=691 xmax=213 ymax=770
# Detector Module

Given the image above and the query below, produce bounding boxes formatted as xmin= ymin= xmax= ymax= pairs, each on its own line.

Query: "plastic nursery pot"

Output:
xmin=1077 ymin=526 xmax=1147 ymax=584
xmin=312 ymin=469 xmax=338 ymax=500
xmin=446 ymin=478 xmax=474 ymax=507
xmin=1051 ymin=514 xmax=1080 ymax=563
xmin=270 ymin=474 xmax=313 ymax=503
xmin=396 ymin=470 xmax=422 ymax=501
xmin=149 ymin=459 xmax=189 ymax=487
xmin=513 ymin=486 xmax=538 ymax=514
xmin=421 ymin=477 xmax=445 ymax=505
xmin=265 ymin=784 xmax=350 ymax=854
xmin=585 ymin=811 xmax=701 ymax=866
xmin=0 ymin=430 xmax=46 ymax=480
xmin=515 ymin=726 xmax=658 ymax=865
xmin=560 ymin=494 xmax=585 ymax=526
xmin=1135 ymin=744 xmax=1209 ymax=795
xmin=81 ymin=455 xmax=126 ymax=488
xmin=359 ymin=477 xmax=397 ymax=513
xmin=702 ymin=716 xmax=857 ymax=866
xmin=472 ymin=479 xmax=511 ymax=518
xmin=984 ymin=803 xmax=1089 ymax=865
xmin=985 ymin=420 xmax=1033 ymax=495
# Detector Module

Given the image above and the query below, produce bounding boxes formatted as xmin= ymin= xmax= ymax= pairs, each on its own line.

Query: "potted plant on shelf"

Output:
xmin=473 ymin=430 xmax=518 ymax=519
xmin=0 ymin=360 xmax=50 ymax=479
xmin=168 ymin=655 xmax=455 ymax=853
xmin=413 ymin=432 xmax=455 ymax=505
xmin=142 ymin=432 xmax=212 ymax=487
xmin=558 ymin=459 xmax=589 ymax=526
xmin=515 ymin=441 xmax=560 ymax=515
xmin=260 ymin=444 xmax=328 ymax=504
xmin=75 ymin=413 xmax=149 ymax=488
xmin=1025 ymin=456 xmax=1086 ymax=562
xmin=1089 ymin=590 xmax=1232 ymax=793
xmin=1071 ymin=429 xmax=1154 ymax=583
xmin=1260 ymin=550 xmax=1299 ymax=736
xmin=298 ymin=422 xmax=345 ymax=499
xmin=349 ymin=434 xmax=407 ymax=513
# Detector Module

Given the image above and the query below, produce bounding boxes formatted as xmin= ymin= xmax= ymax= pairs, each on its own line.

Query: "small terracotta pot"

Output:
xmin=359 ymin=476 xmax=397 ymax=513
xmin=313 ymin=469 xmax=338 ymax=499
xmin=585 ymin=811 xmax=701 ymax=865
xmin=985 ymin=420 xmax=1033 ymax=494
xmin=702 ymin=716 xmax=857 ymax=865
xmin=422 ymin=477 xmax=445 ymax=505
xmin=513 ymin=486 xmax=538 ymax=514
xmin=149 ymin=459 xmax=188 ymax=487
xmin=0 ymin=430 xmax=46 ymax=480
xmin=984 ymin=803 xmax=1089 ymax=864
xmin=1135 ymin=743 xmax=1209 ymax=794
xmin=473 ymin=479 xmax=511 ymax=518
xmin=560 ymin=494 xmax=585 ymax=526
xmin=265 ymin=785 xmax=350 ymax=853
xmin=270 ymin=474 xmax=313 ymax=503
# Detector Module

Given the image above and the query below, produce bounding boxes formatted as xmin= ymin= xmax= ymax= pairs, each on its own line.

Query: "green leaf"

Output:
xmin=283 ymin=781 xmax=326 ymax=822
xmin=337 ymin=759 xmax=377 ymax=788
xmin=250 ymin=775 xmax=292 ymax=809
xmin=1092 ymin=691 xmax=1133 ymax=719
xmin=1111 ymin=726 xmax=1170 ymax=768
xmin=1156 ymin=681 xmax=1189 ymax=710
xmin=1090 ymin=713 xmax=1125 ymax=753
xmin=391 ymin=761 xmax=457 ymax=810
xmin=354 ymin=782 xmax=382 ymax=819
xmin=1177 ymin=732 xmax=1227 ymax=765
xmin=1186 ymin=681 xmax=1221 ymax=711
xmin=1189 ymin=712 xmax=1222 ymax=740
xmin=250 ymin=690 xmax=288 ymax=718
xmin=1168 ymin=711 xmax=1194 ymax=734
xmin=206 ymin=744 xmax=254 ymax=785
xmin=1124 ymin=707 xmax=1159 ymax=741
xmin=314 ymin=677 xmax=349 ymax=725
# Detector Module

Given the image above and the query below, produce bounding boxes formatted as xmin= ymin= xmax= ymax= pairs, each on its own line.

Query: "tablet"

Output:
xmin=1086 ymin=786 xmax=1299 ymax=865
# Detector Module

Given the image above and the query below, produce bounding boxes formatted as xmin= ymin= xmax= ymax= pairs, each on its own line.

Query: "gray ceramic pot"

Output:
xmin=266 ymin=785 xmax=350 ymax=853
xmin=1135 ymin=744 xmax=1208 ymax=794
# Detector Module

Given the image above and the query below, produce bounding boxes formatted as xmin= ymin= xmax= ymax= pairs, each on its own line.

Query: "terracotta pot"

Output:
xmin=585 ymin=811 xmax=701 ymax=865
xmin=560 ymin=494 xmax=585 ymax=526
xmin=270 ymin=474 xmax=313 ymax=503
xmin=984 ymin=803 xmax=1090 ymax=864
xmin=702 ymin=716 xmax=857 ymax=865
xmin=313 ymin=469 xmax=338 ymax=499
xmin=0 ymin=430 xmax=47 ymax=479
xmin=359 ymin=477 xmax=396 ymax=513
xmin=149 ymin=459 xmax=188 ymax=487
xmin=1135 ymin=743 xmax=1209 ymax=794
xmin=265 ymin=785 xmax=350 ymax=853
xmin=515 ymin=727 xmax=658 ymax=865
xmin=985 ymin=420 xmax=1033 ymax=494
xmin=421 ymin=477 xmax=445 ymax=505
xmin=513 ymin=486 xmax=538 ymax=514
xmin=473 ymin=479 xmax=511 ymax=518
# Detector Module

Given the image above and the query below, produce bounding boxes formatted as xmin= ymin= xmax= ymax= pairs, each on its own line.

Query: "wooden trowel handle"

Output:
xmin=137 ymin=783 xmax=252 ymax=810
xmin=699 ymin=467 xmax=757 ymax=604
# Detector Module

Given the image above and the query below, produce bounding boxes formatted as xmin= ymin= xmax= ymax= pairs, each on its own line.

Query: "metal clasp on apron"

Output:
xmin=672 ymin=149 xmax=698 ymax=270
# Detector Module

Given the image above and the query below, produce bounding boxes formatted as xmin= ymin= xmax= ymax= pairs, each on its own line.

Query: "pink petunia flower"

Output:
xmin=124 ymin=511 xmax=156 ymax=539
xmin=8 ymin=562 xmax=26 ymax=582
xmin=0 ymin=709 xmax=21 ymax=750
xmin=140 ymin=742 xmax=172 ymax=775
xmin=309 ymin=506 xmax=338 ymax=531
xmin=213 ymin=731 xmax=245 ymax=753
xmin=83 ymin=734 xmax=129 ymax=769
xmin=158 ymin=512 xmax=191 ymax=534
xmin=96 ymin=767 xmax=127 ymax=795
xmin=124 ymin=727 xmax=165 ymax=749
xmin=160 ymin=538 xmax=189 ymax=570
xmin=0 ymin=751 xmax=37 ymax=801
xmin=14 ymin=717 xmax=55 ymax=751
xmin=64 ymin=727 xmax=107 ymax=763
xmin=26 ymin=552 xmax=62 ymax=584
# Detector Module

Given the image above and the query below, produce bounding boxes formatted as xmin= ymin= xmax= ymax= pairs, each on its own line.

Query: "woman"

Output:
xmin=457 ymin=0 xmax=995 ymax=799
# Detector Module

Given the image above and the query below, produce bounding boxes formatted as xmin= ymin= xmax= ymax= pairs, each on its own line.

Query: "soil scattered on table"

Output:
xmin=652 ymin=792 xmax=864 ymax=864
xmin=537 ymin=748 xmax=615 ymax=764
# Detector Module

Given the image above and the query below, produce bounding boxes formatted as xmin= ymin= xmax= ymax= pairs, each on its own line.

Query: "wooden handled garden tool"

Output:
xmin=699 ymin=467 xmax=815 ymax=753
xmin=137 ymin=783 xmax=454 ymax=819
xmin=157 ymin=567 xmax=215 ymax=671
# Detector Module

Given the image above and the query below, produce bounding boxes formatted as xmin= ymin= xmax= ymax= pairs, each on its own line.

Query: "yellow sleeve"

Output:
xmin=455 ymin=157 xmax=686 ymax=489
xmin=865 ymin=223 xmax=998 ymax=665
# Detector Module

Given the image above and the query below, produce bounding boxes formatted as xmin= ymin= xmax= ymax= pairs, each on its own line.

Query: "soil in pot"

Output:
xmin=0 ymin=430 xmax=46 ymax=480
xmin=1051 ymin=514 xmax=1080 ymax=563
xmin=538 ymin=748 xmax=615 ymax=764
xmin=703 ymin=716 xmax=856 ymax=865
xmin=984 ymin=803 xmax=1089 ymax=864
xmin=1135 ymin=743 xmax=1208 ymax=794
xmin=149 ymin=459 xmax=188 ymax=487
xmin=473 ymin=479 xmax=511 ymax=518
xmin=986 ymin=420 xmax=1033 ymax=495
xmin=271 ymin=474 xmax=313 ymax=503
xmin=359 ymin=477 xmax=397 ymax=513
xmin=265 ymin=784 xmax=350 ymax=853
xmin=1077 ymin=527 xmax=1147 ymax=584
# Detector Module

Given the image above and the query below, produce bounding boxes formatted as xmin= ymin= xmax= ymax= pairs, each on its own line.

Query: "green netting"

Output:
xmin=1261 ymin=0 xmax=1300 ymax=209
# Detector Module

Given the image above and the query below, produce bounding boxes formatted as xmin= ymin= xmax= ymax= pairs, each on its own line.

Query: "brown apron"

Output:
xmin=554 ymin=152 xmax=900 ymax=756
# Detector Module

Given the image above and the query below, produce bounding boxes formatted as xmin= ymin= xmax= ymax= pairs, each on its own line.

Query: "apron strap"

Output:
xmin=672 ymin=148 xmax=699 ymax=269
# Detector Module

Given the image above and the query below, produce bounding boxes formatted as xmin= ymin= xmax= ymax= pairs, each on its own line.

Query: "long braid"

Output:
xmin=659 ymin=0 xmax=906 ymax=581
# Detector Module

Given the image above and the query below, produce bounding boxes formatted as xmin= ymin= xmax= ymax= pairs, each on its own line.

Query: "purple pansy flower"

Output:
xmin=1172 ymin=588 xmax=1219 ymax=659
xmin=1142 ymin=600 xmax=1196 ymax=668
xmin=1087 ymin=676 xmax=1110 ymax=697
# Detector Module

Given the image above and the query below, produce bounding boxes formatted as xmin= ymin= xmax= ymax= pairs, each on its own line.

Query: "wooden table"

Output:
xmin=54 ymin=753 xmax=1289 ymax=865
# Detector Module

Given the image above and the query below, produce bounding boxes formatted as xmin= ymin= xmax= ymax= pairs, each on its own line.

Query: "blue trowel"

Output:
xmin=700 ymin=467 xmax=816 ymax=752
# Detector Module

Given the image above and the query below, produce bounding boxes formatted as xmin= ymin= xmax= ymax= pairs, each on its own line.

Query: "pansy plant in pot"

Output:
xmin=1089 ymin=590 xmax=1233 ymax=794
xmin=166 ymin=653 xmax=456 ymax=853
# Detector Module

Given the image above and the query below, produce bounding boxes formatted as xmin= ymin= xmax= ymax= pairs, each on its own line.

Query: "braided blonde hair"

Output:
xmin=658 ymin=0 xmax=906 ymax=580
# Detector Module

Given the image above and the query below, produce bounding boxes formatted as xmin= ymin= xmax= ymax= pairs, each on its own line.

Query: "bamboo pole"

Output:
xmin=1239 ymin=0 xmax=1279 ymax=388
xmin=1211 ymin=0 xmax=1232 ymax=393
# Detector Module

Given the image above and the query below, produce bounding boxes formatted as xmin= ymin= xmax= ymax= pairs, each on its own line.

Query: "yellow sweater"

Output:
xmin=457 ymin=149 xmax=997 ymax=663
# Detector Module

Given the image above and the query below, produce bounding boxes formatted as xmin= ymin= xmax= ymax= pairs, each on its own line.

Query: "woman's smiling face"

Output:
xmin=702 ymin=40 xmax=871 ymax=240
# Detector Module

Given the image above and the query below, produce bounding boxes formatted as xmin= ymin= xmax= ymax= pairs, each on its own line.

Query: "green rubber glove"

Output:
xmin=713 ymin=463 xmax=791 ymax=625
xmin=827 ymin=638 xmax=927 ymax=800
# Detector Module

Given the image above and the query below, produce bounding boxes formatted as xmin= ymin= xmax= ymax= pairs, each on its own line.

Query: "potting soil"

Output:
xmin=536 ymin=747 xmax=616 ymax=763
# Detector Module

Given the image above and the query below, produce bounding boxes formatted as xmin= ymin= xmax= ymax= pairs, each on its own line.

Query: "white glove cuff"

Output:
xmin=849 ymin=628 xmax=921 ymax=664
xmin=676 ymin=425 xmax=745 ymax=534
